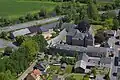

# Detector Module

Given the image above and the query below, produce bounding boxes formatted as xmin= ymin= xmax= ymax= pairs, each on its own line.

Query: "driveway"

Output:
xmin=0 ymin=39 xmax=17 ymax=49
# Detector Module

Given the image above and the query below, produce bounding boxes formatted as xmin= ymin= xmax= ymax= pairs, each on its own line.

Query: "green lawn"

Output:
xmin=0 ymin=0 xmax=58 ymax=18
xmin=73 ymin=74 xmax=83 ymax=80
xmin=92 ymin=25 xmax=104 ymax=35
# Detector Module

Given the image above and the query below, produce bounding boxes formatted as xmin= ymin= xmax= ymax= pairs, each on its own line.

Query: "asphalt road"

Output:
xmin=99 ymin=9 xmax=120 ymax=16
xmin=0 ymin=16 xmax=63 ymax=33
xmin=107 ymin=32 xmax=120 ymax=80
xmin=17 ymin=60 xmax=37 ymax=80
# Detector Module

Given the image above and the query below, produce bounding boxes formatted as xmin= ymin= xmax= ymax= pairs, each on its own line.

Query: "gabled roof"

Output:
xmin=74 ymin=60 xmax=86 ymax=69
xmin=28 ymin=26 xmax=41 ymax=33
xmin=40 ymin=27 xmax=49 ymax=32
xmin=104 ymin=30 xmax=116 ymax=35
xmin=100 ymin=57 xmax=111 ymax=64
xmin=61 ymin=23 xmax=76 ymax=31
xmin=73 ymin=32 xmax=85 ymax=40
xmin=78 ymin=53 xmax=89 ymax=62
xmin=67 ymin=28 xmax=77 ymax=37
xmin=53 ymin=44 xmax=87 ymax=52
xmin=12 ymin=28 xmax=31 ymax=37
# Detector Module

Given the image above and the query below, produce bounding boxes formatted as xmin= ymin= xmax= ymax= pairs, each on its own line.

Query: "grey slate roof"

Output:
xmin=53 ymin=44 xmax=87 ymax=52
xmin=61 ymin=23 xmax=76 ymax=31
xmin=28 ymin=26 xmax=41 ymax=33
xmin=73 ymin=32 xmax=85 ymax=40
xmin=67 ymin=28 xmax=77 ymax=37
xmin=87 ymin=46 xmax=108 ymax=54
xmin=100 ymin=57 xmax=111 ymax=64
xmin=104 ymin=30 xmax=116 ymax=35
xmin=78 ymin=53 xmax=89 ymax=62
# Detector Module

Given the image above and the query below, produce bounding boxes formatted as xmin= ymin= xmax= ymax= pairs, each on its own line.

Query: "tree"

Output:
xmin=32 ymin=34 xmax=48 ymax=52
xmin=65 ymin=75 xmax=76 ymax=80
xmin=83 ymin=74 xmax=90 ymax=80
xmin=104 ymin=18 xmax=113 ymax=29
xmin=95 ymin=29 xmax=109 ymax=44
xmin=21 ymin=39 xmax=39 ymax=56
xmin=16 ymin=36 xmax=25 ymax=45
xmin=26 ymin=13 xmax=34 ymax=21
xmin=34 ymin=13 xmax=40 ymax=20
xmin=0 ymin=31 xmax=8 ymax=39
xmin=19 ymin=16 xmax=26 ymax=23
xmin=112 ymin=17 xmax=119 ymax=30
xmin=4 ymin=46 xmax=13 ymax=54
xmin=87 ymin=1 xmax=99 ymax=20
xmin=0 ymin=70 xmax=16 ymax=80
xmin=55 ymin=5 xmax=62 ymax=15
xmin=91 ymin=68 xmax=97 ymax=78
xmin=39 ymin=8 xmax=47 ymax=18
xmin=104 ymin=72 xmax=110 ymax=80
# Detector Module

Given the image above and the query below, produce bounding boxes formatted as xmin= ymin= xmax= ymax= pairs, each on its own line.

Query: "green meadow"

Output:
xmin=0 ymin=0 xmax=58 ymax=18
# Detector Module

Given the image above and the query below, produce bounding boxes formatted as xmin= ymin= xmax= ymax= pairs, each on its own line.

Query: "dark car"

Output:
xmin=115 ymin=41 xmax=120 ymax=45
xmin=114 ymin=57 xmax=118 ymax=66
xmin=113 ymin=73 xmax=117 ymax=76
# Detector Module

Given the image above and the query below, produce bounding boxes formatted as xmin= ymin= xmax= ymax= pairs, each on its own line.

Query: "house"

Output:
xmin=61 ymin=63 xmax=67 ymax=70
xmin=104 ymin=30 xmax=116 ymax=37
xmin=87 ymin=46 xmax=110 ymax=57
xmin=28 ymin=26 xmax=42 ymax=36
xmin=74 ymin=53 xmax=89 ymax=73
xmin=66 ymin=21 xmax=94 ymax=47
xmin=100 ymin=57 xmax=112 ymax=68
xmin=34 ymin=62 xmax=50 ymax=73
xmin=24 ymin=69 xmax=41 ymax=80
xmin=74 ymin=53 xmax=112 ymax=73
xmin=10 ymin=28 xmax=31 ymax=38
xmin=50 ymin=44 xmax=110 ymax=57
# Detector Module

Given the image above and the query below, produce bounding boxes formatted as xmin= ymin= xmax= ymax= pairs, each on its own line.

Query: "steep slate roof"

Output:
xmin=100 ymin=57 xmax=111 ymax=64
xmin=40 ymin=27 xmax=49 ymax=32
xmin=28 ymin=26 xmax=41 ymax=33
xmin=78 ymin=53 xmax=89 ymax=62
xmin=104 ymin=30 xmax=116 ymax=35
xmin=67 ymin=28 xmax=77 ymax=37
xmin=74 ymin=60 xmax=86 ymax=69
xmin=73 ymin=32 xmax=85 ymax=40
xmin=61 ymin=23 xmax=76 ymax=31
xmin=53 ymin=44 xmax=87 ymax=52
xmin=87 ymin=46 xmax=108 ymax=53
xmin=12 ymin=28 xmax=31 ymax=37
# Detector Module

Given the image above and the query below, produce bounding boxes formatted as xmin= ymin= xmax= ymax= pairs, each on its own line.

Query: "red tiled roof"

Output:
xmin=32 ymin=69 xmax=41 ymax=76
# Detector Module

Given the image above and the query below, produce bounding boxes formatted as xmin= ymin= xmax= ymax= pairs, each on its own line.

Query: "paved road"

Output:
xmin=0 ymin=39 xmax=17 ymax=49
xmin=17 ymin=60 xmax=37 ymax=80
xmin=0 ymin=16 xmax=63 ymax=33
xmin=99 ymin=9 xmax=120 ymax=16
xmin=107 ymin=31 xmax=120 ymax=80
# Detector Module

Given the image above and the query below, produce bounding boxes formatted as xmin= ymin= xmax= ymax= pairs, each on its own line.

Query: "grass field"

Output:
xmin=0 ymin=0 xmax=58 ymax=18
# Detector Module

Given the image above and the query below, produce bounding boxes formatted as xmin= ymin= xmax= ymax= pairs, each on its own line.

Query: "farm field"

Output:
xmin=0 ymin=0 xmax=58 ymax=18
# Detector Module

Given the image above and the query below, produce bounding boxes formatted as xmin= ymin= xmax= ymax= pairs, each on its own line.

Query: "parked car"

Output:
xmin=115 ymin=41 xmax=120 ymax=45
xmin=114 ymin=57 xmax=118 ymax=66
xmin=113 ymin=73 xmax=117 ymax=76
